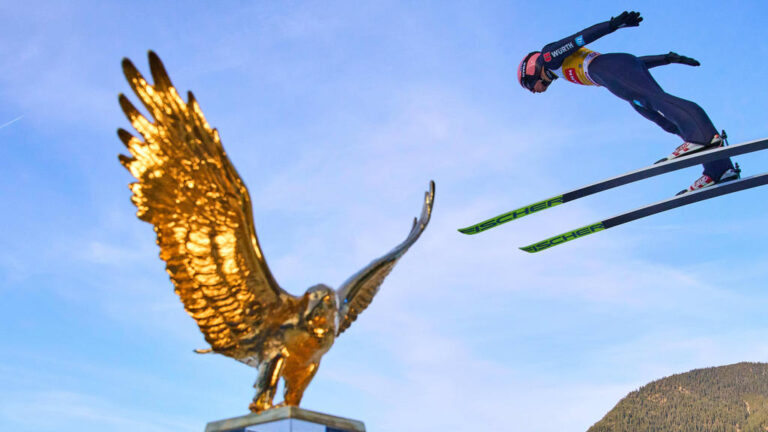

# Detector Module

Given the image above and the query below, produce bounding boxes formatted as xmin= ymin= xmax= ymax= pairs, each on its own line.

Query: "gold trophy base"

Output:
xmin=205 ymin=406 xmax=366 ymax=432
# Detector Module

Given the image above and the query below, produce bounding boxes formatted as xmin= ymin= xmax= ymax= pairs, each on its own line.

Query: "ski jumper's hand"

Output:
xmin=609 ymin=11 xmax=643 ymax=31
xmin=666 ymin=52 xmax=700 ymax=66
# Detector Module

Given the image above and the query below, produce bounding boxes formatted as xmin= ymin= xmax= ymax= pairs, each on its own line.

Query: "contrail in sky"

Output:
xmin=0 ymin=115 xmax=23 ymax=130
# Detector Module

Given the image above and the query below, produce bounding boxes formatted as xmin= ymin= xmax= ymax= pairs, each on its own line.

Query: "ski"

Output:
xmin=458 ymin=137 xmax=768 ymax=235
xmin=520 ymin=172 xmax=768 ymax=253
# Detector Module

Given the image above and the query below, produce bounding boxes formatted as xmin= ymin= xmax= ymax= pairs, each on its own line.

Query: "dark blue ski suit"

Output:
xmin=538 ymin=20 xmax=734 ymax=179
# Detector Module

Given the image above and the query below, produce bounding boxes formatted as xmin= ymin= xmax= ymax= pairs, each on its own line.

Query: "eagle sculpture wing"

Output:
xmin=118 ymin=51 xmax=290 ymax=359
xmin=335 ymin=181 xmax=435 ymax=335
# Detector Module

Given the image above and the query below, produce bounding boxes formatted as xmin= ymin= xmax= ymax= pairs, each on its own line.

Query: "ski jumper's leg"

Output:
xmin=631 ymin=103 xmax=680 ymax=134
xmin=589 ymin=53 xmax=733 ymax=179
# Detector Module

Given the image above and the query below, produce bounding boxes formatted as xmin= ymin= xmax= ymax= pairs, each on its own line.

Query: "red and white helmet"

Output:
xmin=518 ymin=51 xmax=543 ymax=92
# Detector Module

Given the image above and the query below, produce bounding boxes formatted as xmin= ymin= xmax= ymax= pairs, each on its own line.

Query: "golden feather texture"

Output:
xmin=118 ymin=52 xmax=434 ymax=412
xmin=118 ymin=52 xmax=287 ymax=359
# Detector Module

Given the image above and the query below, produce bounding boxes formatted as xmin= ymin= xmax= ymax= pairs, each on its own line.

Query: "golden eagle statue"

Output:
xmin=117 ymin=52 xmax=434 ymax=413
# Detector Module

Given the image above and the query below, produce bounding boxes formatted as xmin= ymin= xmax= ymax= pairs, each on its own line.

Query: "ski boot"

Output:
xmin=656 ymin=131 xmax=727 ymax=164
xmin=676 ymin=163 xmax=741 ymax=196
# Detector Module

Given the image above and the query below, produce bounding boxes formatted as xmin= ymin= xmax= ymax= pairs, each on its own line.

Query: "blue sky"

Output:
xmin=2 ymin=1 xmax=768 ymax=431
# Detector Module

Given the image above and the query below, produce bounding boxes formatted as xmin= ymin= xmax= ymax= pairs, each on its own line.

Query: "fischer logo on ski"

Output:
xmin=521 ymin=222 xmax=605 ymax=253
xmin=459 ymin=195 xmax=563 ymax=234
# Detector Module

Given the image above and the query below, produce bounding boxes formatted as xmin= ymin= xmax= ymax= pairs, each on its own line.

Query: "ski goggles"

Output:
xmin=524 ymin=74 xmax=554 ymax=92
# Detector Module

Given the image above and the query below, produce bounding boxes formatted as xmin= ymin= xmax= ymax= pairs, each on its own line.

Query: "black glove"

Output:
xmin=610 ymin=11 xmax=643 ymax=31
xmin=666 ymin=52 xmax=700 ymax=66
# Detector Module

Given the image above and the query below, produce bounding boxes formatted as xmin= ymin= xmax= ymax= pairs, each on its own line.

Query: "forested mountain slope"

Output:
xmin=588 ymin=362 xmax=768 ymax=432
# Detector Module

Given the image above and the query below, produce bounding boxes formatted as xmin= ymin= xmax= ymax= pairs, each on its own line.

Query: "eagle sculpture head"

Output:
xmin=303 ymin=284 xmax=337 ymax=338
xmin=118 ymin=51 xmax=434 ymax=413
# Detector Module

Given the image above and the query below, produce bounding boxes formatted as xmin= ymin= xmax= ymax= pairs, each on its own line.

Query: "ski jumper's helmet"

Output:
xmin=518 ymin=51 xmax=543 ymax=92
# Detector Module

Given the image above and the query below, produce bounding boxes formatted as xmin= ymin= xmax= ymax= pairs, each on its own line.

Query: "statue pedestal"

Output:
xmin=205 ymin=406 xmax=366 ymax=432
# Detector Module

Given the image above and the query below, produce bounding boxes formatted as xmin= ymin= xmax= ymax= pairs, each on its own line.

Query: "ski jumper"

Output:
xmin=539 ymin=20 xmax=734 ymax=179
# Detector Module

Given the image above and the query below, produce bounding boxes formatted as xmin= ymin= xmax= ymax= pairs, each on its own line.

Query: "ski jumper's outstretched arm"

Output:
xmin=540 ymin=22 xmax=613 ymax=69
xmin=540 ymin=11 xmax=642 ymax=70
